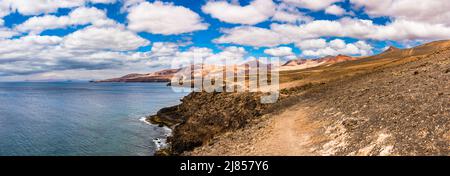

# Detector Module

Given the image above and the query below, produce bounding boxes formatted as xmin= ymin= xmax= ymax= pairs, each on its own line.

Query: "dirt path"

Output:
xmin=249 ymin=107 xmax=321 ymax=155
xmin=188 ymin=106 xmax=326 ymax=156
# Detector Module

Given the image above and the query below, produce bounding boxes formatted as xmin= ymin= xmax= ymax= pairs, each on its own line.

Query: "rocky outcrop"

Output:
xmin=147 ymin=91 xmax=272 ymax=155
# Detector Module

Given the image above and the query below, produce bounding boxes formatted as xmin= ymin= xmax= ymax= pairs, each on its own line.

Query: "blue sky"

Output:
xmin=1 ymin=0 xmax=450 ymax=81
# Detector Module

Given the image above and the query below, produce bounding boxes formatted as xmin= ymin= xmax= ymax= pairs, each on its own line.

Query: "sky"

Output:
xmin=1 ymin=0 xmax=450 ymax=81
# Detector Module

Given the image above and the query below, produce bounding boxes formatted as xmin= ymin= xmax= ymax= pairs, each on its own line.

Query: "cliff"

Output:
xmin=148 ymin=91 xmax=272 ymax=155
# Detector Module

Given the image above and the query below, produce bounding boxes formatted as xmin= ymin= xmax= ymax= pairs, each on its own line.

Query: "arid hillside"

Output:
xmin=186 ymin=40 xmax=450 ymax=156
xmin=96 ymin=54 xmax=357 ymax=83
xmin=94 ymin=69 xmax=181 ymax=82
xmin=279 ymin=40 xmax=450 ymax=88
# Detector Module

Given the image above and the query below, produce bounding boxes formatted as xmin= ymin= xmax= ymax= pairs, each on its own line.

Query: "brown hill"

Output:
xmin=366 ymin=40 xmax=450 ymax=61
xmin=317 ymin=54 xmax=357 ymax=64
xmin=98 ymin=54 xmax=357 ymax=83
xmin=384 ymin=46 xmax=401 ymax=53
xmin=282 ymin=59 xmax=308 ymax=66
xmin=95 ymin=68 xmax=181 ymax=83
xmin=281 ymin=54 xmax=357 ymax=69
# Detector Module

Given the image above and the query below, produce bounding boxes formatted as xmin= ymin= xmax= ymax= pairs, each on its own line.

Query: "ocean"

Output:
xmin=0 ymin=82 xmax=188 ymax=156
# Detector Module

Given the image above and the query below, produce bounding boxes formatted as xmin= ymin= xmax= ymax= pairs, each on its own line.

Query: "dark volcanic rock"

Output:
xmin=149 ymin=91 xmax=271 ymax=155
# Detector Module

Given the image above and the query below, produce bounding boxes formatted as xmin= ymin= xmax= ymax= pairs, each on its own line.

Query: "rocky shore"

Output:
xmin=146 ymin=83 xmax=328 ymax=155
xmin=146 ymin=91 xmax=275 ymax=155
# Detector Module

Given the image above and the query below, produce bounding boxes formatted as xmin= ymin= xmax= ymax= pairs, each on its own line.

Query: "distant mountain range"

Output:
xmin=280 ymin=54 xmax=357 ymax=71
xmin=94 ymin=68 xmax=181 ymax=83
xmin=94 ymin=54 xmax=360 ymax=83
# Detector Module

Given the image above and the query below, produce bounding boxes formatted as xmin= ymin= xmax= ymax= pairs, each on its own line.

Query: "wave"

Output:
xmin=140 ymin=117 xmax=172 ymax=150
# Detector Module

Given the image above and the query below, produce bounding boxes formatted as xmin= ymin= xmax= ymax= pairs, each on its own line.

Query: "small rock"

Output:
xmin=342 ymin=119 xmax=358 ymax=130
xmin=413 ymin=71 xmax=419 ymax=75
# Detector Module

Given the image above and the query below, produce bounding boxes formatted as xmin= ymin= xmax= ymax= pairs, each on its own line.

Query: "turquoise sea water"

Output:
xmin=0 ymin=82 xmax=188 ymax=156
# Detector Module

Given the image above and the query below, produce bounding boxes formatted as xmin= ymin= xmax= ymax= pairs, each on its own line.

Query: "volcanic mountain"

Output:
xmin=95 ymin=68 xmax=181 ymax=83
xmin=317 ymin=54 xmax=357 ymax=63
xmin=280 ymin=54 xmax=357 ymax=71
xmin=96 ymin=55 xmax=358 ymax=83
xmin=384 ymin=46 xmax=401 ymax=53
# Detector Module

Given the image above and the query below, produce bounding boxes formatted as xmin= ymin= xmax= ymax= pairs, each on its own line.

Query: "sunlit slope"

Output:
xmin=279 ymin=40 xmax=450 ymax=89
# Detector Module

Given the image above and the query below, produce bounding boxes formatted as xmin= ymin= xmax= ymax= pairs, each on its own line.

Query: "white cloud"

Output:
xmin=282 ymin=0 xmax=342 ymax=10
xmin=325 ymin=5 xmax=347 ymax=16
xmin=216 ymin=17 xmax=450 ymax=47
xmin=264 ymin=46 xmax=294 ymax=57
xmin=16 ymin=7 xmax=116 ymax=34
xmin=121 ymin=0 xmax=145 ymax=11
xmin=0 ymin=26 xmax=149 ymax=63
xmin=4 ymin=44 xmax=245 ymax=81
xmin=1 ymin=0 xmax=84 ymax=16
xmin=0 ymin=28 xmax=17 ymax=39
xmin=300 ymin=39 xmax=373 ymax=57
xmin=127 ymin=1 xmax=208 ymax=35
xmin=214 ymin=26 xmax=287 ymax=47
xmin=350 ymin=0 xmax=450 ymax=25
xmin=0 ymin=32 xmax=150 ymax=77
xmin=145 ymin=43 xmax=248 ymax=67
xmin=149 ymin=42 xmax=180 ymax=58
xmin=63 ymin=26 xmax=149 ymax=51
xmin=205 ymin=46 xmax=247 ymax=65
xmin=90 ymin=0 xmax=116 ymax=3
xmin=0 ymin=35 xmax=62 ymax=56
xmin=296 ymin=39 xmax=327 ymax=50
xmin=202 ymin=0 xmax=276 ymax=25
xmin=0 ymin=3 xmax=10 ymax=18
xmin=175 ymin=47 xmax=213 ymax=62
xmin=369 ymin=19 xmax=450 ymax=41
xmin=272 ymin=3 xmax=313 ymax=23
xmin=329 ymin=38 xmax=346 ymax=49
xmin=0 ymin=0 xmax=116 ymax=17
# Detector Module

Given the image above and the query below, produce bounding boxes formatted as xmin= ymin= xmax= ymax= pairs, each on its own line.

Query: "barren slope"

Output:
xmin=187 ymin=42 xmax=450 ymax=156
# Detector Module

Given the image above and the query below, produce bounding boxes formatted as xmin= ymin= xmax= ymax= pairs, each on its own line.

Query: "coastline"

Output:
xmin=143 ymin=88 xmax=316 ymax=156
xmin=144 ymin=91 xmax=277 ymax=156
xmin=139 ymin=117 xmax=172 ymax=151
xmin=144 ymin=104 xmax=182 ymax=156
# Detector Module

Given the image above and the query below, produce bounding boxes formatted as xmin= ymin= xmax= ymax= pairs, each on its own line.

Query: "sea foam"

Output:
xmin=140 ymin=117 xmax=172 ymax=150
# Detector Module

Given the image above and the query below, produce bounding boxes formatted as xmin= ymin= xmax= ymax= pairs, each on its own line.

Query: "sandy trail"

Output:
xmin=187 ymin=104 xmax=328 ymax=156
xmin=187 ymin=105 xmax=324 ymax=156
xmin=247 ymin=106 xmax=323 ymax=156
